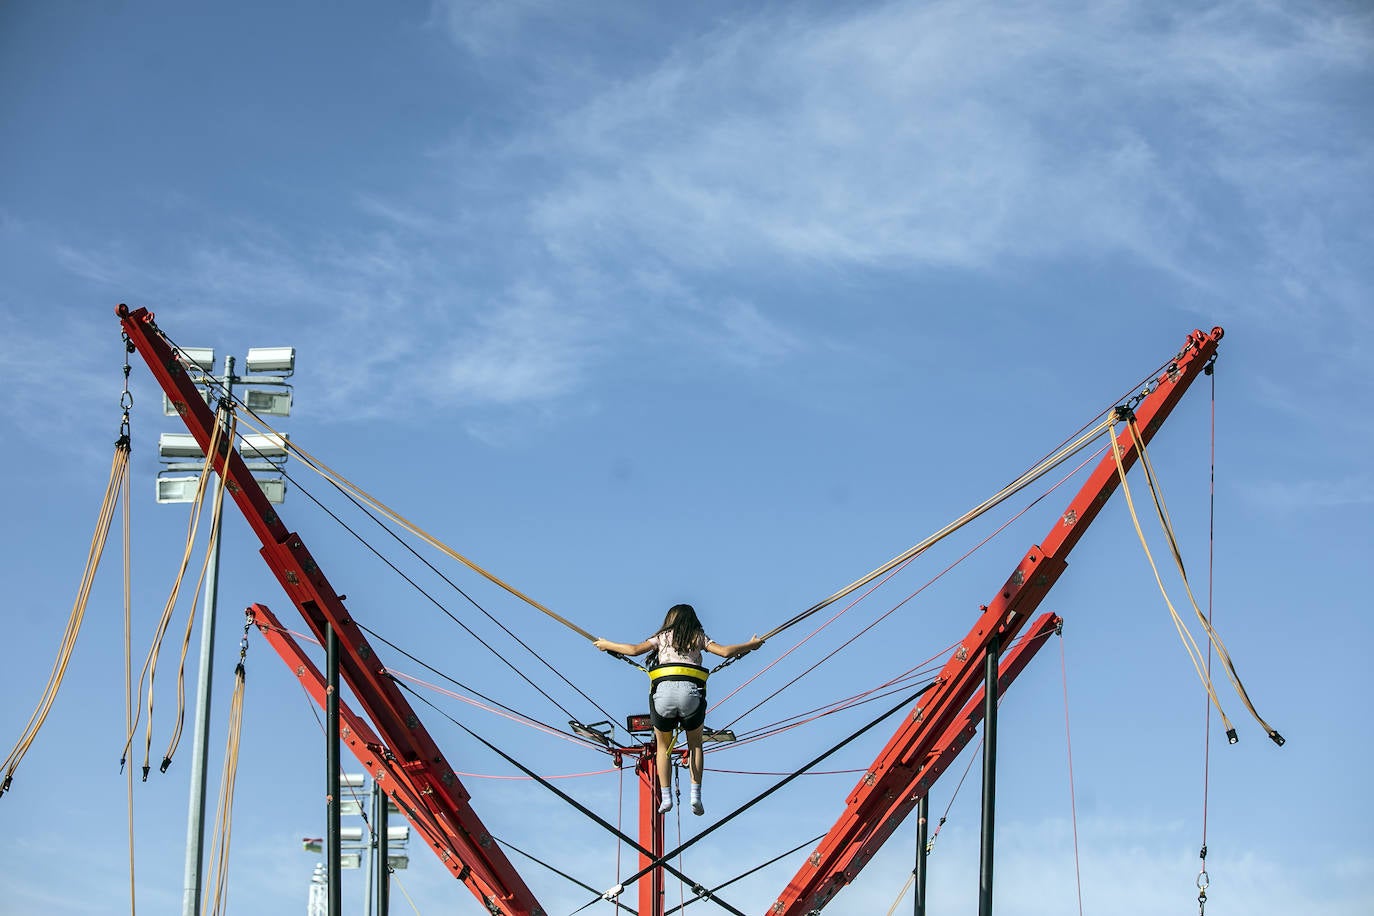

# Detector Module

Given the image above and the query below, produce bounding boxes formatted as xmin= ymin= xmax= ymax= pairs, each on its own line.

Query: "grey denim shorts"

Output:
xmin=650 ymin=681 xmax=706 ymax=731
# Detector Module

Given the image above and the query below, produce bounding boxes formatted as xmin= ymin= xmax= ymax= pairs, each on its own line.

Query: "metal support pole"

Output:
xmin=327 ymin=624 xmax=342 ymax=916
xmin=363 ymin=806 xmax=374 ymax=916
xmin=914 ymin=794 xmax=929 ymax=916
xmin=636 ymin=750 xmax=665 ymax=916
xmin=375 ymin=778 xmax=390 ymax=916
xmin=978 ymin=634 xmax=1000 ymax=916
xmin=180 ymin=356 xmax=233 ymax=916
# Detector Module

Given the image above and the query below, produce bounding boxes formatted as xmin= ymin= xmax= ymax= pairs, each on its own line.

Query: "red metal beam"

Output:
xmin=635 ymin=753 xmax=665 ymax=916
xmin=250 ymin=604 xmax=498 ymax=890
xmin=117 ymin=306 xmax=546 ymax=916
xmin=770 ymin=328 xmax=1223 ymax=915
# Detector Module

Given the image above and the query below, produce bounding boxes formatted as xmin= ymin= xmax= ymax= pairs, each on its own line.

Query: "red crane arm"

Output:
xmin=249 ymin=603 xmax=510 ymax=893
xmin=116 ymin=305 xmax=546 ymax=916
xmin=770 ymin=327 xmax=1223 ymax=915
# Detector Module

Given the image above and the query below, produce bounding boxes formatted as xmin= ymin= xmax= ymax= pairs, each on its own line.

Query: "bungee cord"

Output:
xmin=712 ymin=440 xmax=1107 ymax=733
xmin=740 ymin=412 xmax=1120 ymax=653
xmin=201 ymin=614 xmax=252 ymax=916
xmin=121 ymin=404 xmax=230 ymax=779
xmin=1109 ymin=411 xmax=1283 ymax=745
xmin=272 ymin=456 xmax=625 ymax=738
xmin=568 ymin=682 xmax=940 ymax=916
xmin=226 ymin=405 xmax=597 ymax=641
xmin=743 ymin=625 xmax=1049 ymax=771
xmin=394 ymin=682 xmax=751 ymax=916
xmin=719 ymin=661 xmax=949 ymax=751
xmin=117 ymin=321 xmax=1260 ymax=916
xmin=163 ymin=409 xmax=236 ymax=773
xmin=384 ymin=667 xmax=614 ymax=753
xmin=2 ymin=442 xmax=130 ymax=795
xmin=223 ymin=351 xmax=1125 ymax=759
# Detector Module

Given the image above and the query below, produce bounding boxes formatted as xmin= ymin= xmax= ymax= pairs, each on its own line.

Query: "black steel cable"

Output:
xmin=490 ymin=833 xmax=638 ymax=915
xmin=356 ymin=622 xmax=601 ymax=749
xmin=664 ymin=832 xmax=826 ymax=915
xmin=395 ymin=681 xmax=749 ymax=916
xmin=571 ymin=682 xmax=939 ymax=914
xmin=205 ymin=376 xmax=628 ymax=739
xmin=275 ymin=457 xmax=615 ymax=731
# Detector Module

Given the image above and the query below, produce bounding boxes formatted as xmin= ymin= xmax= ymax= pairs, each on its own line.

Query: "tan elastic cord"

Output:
xmin=124 ymin=404 xmax=228 ymax=776
xmin=234 ymin=411 xmax=597 ymax=642
xmin=1124 ymin=417 xmax=1282 ymax=745
xmin=2 ymin=442 xmax=128 ymax=793
xmin=1109 ymin=416 xmax=1237 ymax=736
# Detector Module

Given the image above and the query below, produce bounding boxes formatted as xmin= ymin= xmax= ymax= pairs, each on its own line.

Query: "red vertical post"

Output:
xmin=635 ymin=751 xmax=664 ymax=916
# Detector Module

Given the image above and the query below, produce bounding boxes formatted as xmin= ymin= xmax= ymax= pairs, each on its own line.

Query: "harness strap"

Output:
xmin=649 ymin=664 xmax=708 ymax=685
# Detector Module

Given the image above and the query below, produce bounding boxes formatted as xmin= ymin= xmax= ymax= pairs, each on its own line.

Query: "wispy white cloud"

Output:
xmin=437 ymin=282 xmax=594 ymax=405
xmin=23 ymin=0 xmax=1371 ymax=437
xmin=484 ymin=0 xmax=1371 ymax=313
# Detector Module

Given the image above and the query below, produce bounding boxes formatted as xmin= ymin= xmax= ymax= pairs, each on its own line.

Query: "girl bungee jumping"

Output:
xmin=594 ymin=603 xmax=763 ymax=814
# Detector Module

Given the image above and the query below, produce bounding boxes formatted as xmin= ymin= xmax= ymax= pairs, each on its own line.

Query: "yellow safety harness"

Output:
xmin=648 ymin=664 xmax=709 ymax=686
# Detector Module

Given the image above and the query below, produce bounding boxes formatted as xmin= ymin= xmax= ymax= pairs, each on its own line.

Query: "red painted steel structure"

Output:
xmin=634 ymin=754 xmax=666 ymax=916
xmin=769 ymin=327 xmax=1224 ymax=915
xmin=256 ymin=597 xmax=676 ymax=916
xmin=118 ymin=303 xmax=1221 ymax=915
xmin=117 ymin=305 xmax=546 ymax=916
xmin=249 ymin=604 xmax=505 ymax=889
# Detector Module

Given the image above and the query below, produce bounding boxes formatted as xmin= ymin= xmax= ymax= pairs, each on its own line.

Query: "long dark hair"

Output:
xmin=658 ymin=603 xmax=705 ymax=654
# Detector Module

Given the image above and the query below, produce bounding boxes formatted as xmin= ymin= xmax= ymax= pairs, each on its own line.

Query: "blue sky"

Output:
xmin=1 ymin=1 xmax=1371 ymax=914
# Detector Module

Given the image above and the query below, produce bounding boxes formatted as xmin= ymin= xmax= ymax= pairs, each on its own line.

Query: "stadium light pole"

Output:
xmin=304 ymin=775 xmax=410 ymax=915
xmin=162 ymin=346 xmax=294 ymax=916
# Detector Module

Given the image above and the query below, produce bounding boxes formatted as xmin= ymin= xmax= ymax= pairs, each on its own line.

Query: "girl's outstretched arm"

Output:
xmin=594 ymin=637 xmax=655 ymax=656
xmin=705 ymin=635 xmax=765 ymax=659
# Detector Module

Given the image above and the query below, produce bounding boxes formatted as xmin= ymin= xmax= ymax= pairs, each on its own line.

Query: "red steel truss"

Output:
xmin=117 ymin=305 xmax=546 ymax=916
xmin=769 ymin=327 xmax=1224 ymax=915
xmin=118 ymin=303 xmax=1221 ymax=915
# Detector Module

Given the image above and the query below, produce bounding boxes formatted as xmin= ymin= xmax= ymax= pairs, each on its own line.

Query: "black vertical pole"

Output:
xmin=327 ymin=624 xmax=342 ymax=916
xmin=376 ymin=779 xmax=390 ymax=916
xmin=914 ymin=794 xmax=929 ymax=916
xmin=978 ymin=634 xmax=1000 ymax=916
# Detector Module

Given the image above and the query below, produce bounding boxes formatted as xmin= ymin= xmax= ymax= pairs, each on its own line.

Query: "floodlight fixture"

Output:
xmin=156 ymin=476 xmax=201 ymax=504
xmin=244 ymin=388 xmax=292 ymax=417
xmin=159 ymin=432 xmax=204 ymax=460
xmin=245 ymin=346 xmax=295 ymax=374
xmin=174 ymin=347 xmax=215 ymax=372
xmin=255 ymin=477 xmax=286 ymax=504
xmin=241 ymin=432 xmax=289 ymax=459
xmin=386 ymin=825 xmax=410 ymax=842
xmin=340 ymin=798 xmax=364 ymax=818
xmin=626 ymin=713 xmax=654 ymax=735
xmin=702 ymin=727 xmax=737 ymax=743
xmin=339 ymin=853 xmax=363 ymax=870
xmin=340 ymin=773 xmax=366 ymax=789
xmin=387 ymin=854 xmax=410 ymax=870
xmin=340 ymin=826 xmax=365 ymax=842
xmin=569 ymin=720 xmax=614 ymax=747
